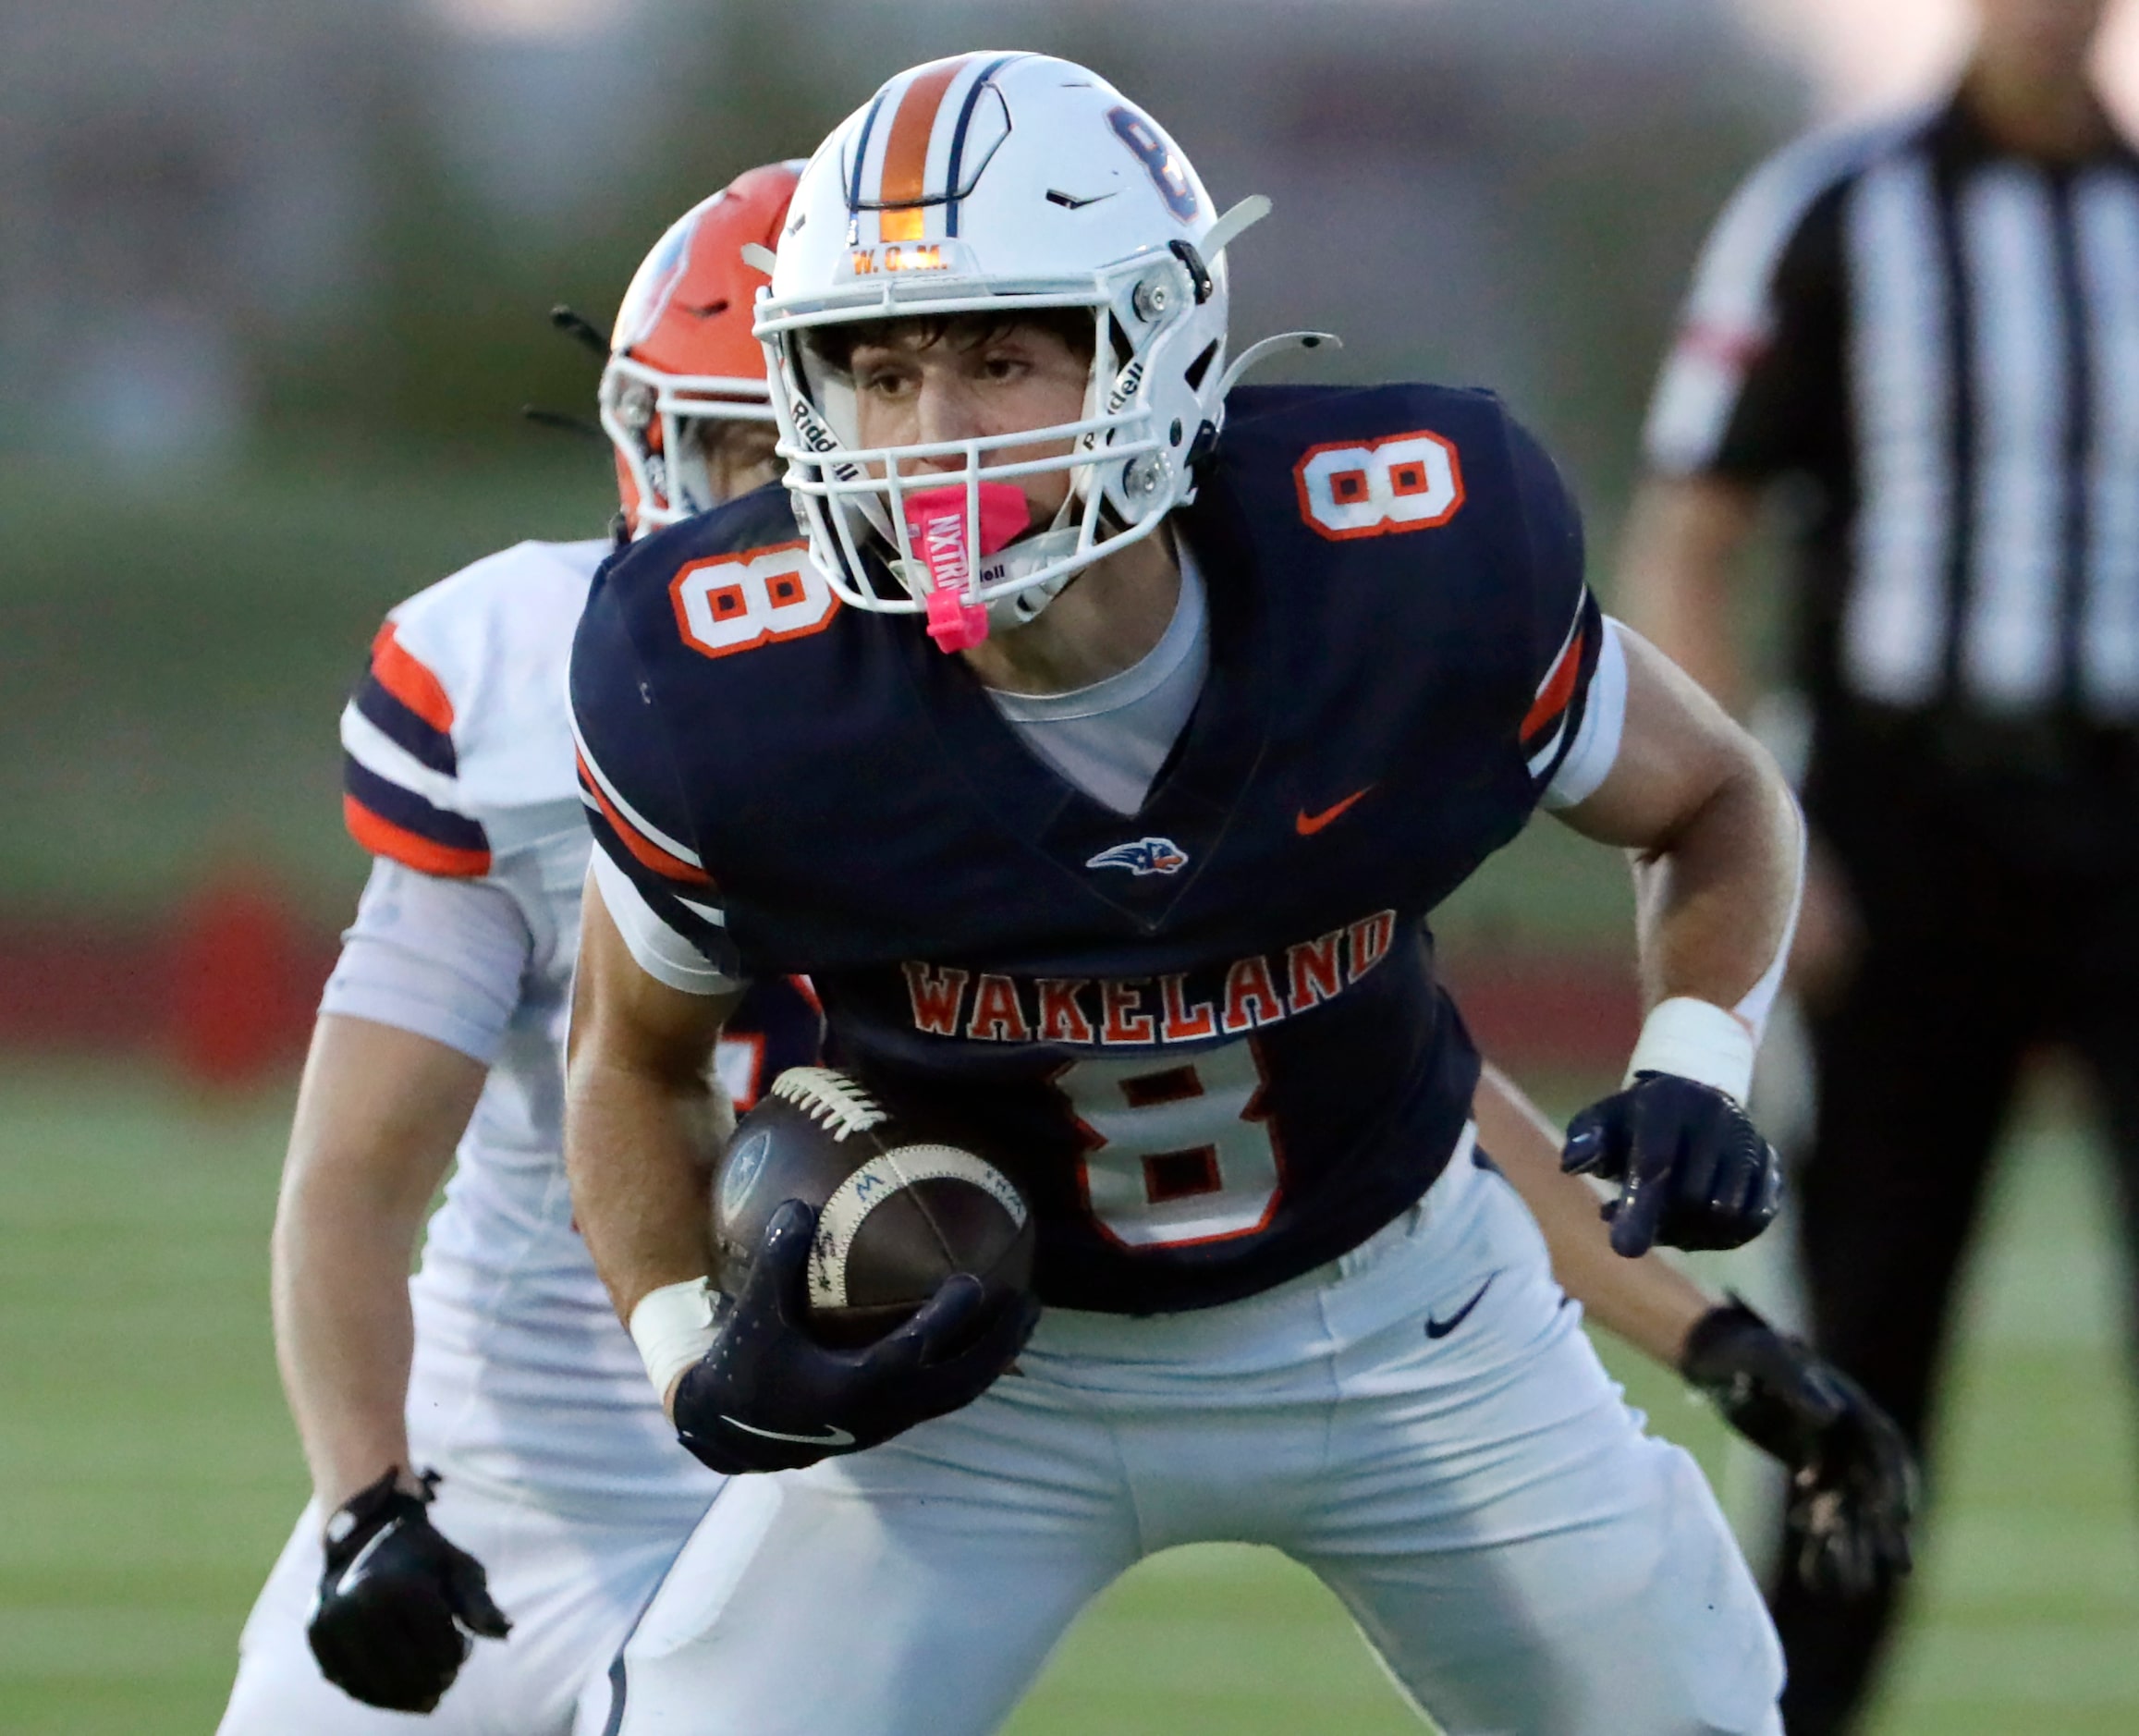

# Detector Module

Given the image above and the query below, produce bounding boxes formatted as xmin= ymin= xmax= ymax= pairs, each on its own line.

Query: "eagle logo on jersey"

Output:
xmin=1085 ymin=837 xmax=1189 ymax=876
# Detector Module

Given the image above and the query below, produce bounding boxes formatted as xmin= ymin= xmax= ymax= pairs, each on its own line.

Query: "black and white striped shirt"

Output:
xmin=1647 ymin=93 xmax=2139 ymax=727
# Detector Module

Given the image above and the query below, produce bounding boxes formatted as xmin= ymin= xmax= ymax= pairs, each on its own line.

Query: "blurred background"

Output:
xmin=2 ymin=2 xmax=2134 ymax=1732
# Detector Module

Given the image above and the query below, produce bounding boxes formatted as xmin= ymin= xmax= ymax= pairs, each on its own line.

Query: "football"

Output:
xmin=711 ymin=1065 xmax=1035 ymax=1348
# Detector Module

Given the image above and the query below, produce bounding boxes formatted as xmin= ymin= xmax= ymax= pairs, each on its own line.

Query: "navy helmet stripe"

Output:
xmin=944 ymin=55 xmax=1021 ymax=238
xmin=846 ymin=92 xmax=888 ymax=214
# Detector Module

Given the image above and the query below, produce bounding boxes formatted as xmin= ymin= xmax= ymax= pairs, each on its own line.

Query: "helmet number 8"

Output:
xmin=1107 ymin=106 xmax=1201 ymax=223
xmin=1053 ymin=1041 xmax=1282 ymax=1250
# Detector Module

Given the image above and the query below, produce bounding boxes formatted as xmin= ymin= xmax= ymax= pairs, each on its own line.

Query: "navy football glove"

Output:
xmin=306 ymin=1468 xmax=510 ymax=1713
xmin=1680 ymin=1298 xmax=1918 ymax=1597
xmin=1561 ymin=1071 xmax=1783 ymax=1257
xmin=672 ymin=1197 xmax=1040 ymax=1476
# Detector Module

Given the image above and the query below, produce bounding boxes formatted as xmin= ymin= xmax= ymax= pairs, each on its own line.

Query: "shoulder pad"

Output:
xmin=1231 ymin=382 xmax=1514 ymax=455
xmin=1212 ymin=381 xmax=1513 ymax=545
xmin=341 ymin=538 xmax=605 ymax=874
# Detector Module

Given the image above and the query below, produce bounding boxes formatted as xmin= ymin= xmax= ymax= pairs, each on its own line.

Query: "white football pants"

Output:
xmin=606 ymin=1137 xmax=1785 ymax=1735
xmin=217 ymin=1479 xmax=694 ymax=1736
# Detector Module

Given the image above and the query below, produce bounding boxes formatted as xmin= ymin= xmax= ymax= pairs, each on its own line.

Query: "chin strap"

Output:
xmin=984 ymin=532 xmax=1084 ymax=632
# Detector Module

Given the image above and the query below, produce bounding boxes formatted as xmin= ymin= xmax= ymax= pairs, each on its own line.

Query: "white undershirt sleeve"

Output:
xmin=319 ymin=858 xmax=532 ymax=1064
xmin=589 ymin=848 xmax=747 ymax=996
xmin=1541 ymin=617 xmax=1632 ymax=811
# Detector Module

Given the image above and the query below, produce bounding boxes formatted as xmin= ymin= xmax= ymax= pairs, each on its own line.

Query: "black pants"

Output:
xmin=1775 ymin=755 xmax=2139 ymax=1734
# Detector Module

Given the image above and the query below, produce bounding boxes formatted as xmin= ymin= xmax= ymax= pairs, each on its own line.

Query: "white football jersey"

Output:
xmin=334 ymin=537 xmax=815 ymax=1524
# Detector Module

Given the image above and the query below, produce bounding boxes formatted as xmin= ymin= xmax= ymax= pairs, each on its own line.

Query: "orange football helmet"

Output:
xmin=602 ymin=162 xmax=802 ymax=536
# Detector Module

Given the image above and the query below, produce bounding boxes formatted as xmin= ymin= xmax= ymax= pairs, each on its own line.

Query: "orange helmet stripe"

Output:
xmin=875 ymin=56 xmax=972 ymax=234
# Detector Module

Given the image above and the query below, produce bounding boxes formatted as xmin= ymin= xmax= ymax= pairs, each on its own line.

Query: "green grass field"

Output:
xmin=2 ymin=1061 xmax=2133 ymax=1734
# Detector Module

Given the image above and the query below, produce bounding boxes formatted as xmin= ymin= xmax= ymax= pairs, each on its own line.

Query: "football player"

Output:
xmin=568 ymin=56 xmax=1827 ymax=1735
xmin=215 ymin=165 xmax=822 ymax=1735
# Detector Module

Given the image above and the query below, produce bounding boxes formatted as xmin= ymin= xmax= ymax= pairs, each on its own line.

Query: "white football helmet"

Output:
xmin=754 ymin=52 xmax=1271 ymax=644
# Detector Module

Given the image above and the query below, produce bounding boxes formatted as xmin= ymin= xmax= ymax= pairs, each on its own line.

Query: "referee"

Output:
xmin=1622 ymin=1 xmax=2139 ymax=1730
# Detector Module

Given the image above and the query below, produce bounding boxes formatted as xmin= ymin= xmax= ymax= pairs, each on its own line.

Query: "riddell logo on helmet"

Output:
xmin=1105 ymin=360 xmax=1146 ymax=416
xmin=849 ymin=244 xmax=948 ymax=275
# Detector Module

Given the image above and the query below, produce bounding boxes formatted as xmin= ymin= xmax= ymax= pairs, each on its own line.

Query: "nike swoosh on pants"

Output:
xmin=1424 ymin=1272 xmax=1497 ymax=1340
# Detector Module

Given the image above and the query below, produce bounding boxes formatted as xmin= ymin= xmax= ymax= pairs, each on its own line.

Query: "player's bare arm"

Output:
xmin=1619 ymin=475 xmax=1862 ymax=998
xmin=272 ymin=1009 xmax=512 ymax=1711
xmin=564 ymin=870 xmax=741 ymax=1373
xmin=1546 ymin=621 xmax=1803 ymax=1256
xmin=1557 ymin=622 xmax=1800 ymax=1019
xmin=274 ymin=1013 xmax=485 ymax=1514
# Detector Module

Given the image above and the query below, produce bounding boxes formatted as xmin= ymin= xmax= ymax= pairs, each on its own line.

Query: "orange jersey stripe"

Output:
xmin=343 ymin=793 xmax=491 ymax=877
xmin=576 ymin=751 xmax=715 ymax=887
xmin=370 ymin=624 xmax=455 ymax=736
xmin=878 ymin=57 xmax=967 ymax=213
xmin=1522 ymin=626 xmax=1585 ymax=740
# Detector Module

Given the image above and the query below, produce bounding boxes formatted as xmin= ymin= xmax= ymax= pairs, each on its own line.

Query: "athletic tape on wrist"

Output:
xmin=628 ymin=1277 xmax=719 ymax=1401
xmin=1625 ymin=996 xmax=1755 ymax=1103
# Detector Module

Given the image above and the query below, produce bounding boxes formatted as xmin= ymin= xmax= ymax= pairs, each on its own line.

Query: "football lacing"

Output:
xmin=769 ymin=1066 xmax=888 ymax=1139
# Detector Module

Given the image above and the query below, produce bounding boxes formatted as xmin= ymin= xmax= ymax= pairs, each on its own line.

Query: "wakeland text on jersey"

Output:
xmin=900 ymin=911 xmax=1398 ymax=1045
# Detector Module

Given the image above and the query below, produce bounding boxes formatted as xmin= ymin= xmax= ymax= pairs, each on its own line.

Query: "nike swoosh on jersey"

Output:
xmin=719 ymin=1416 xmax=858 ymax=1447
xmin=1424 ymin=1272 xmax=1497 ymax=1340
xmin=1296 ymin=786 xmax=1374 ymax=835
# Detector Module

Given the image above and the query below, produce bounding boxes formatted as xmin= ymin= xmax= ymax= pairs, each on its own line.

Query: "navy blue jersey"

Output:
xmin=571 ymin=384 xmax=1602 ymax=1314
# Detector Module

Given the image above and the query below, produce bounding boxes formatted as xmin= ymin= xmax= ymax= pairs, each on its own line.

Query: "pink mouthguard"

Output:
xmin=901 ymin=483 xmax=1031 ymax=652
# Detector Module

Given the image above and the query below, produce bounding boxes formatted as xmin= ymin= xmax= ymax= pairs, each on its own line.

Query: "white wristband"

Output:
xmin=1626 ymin=996 xmax=1755 ymax=1103
xmin=628 ymin=1277 xmax=720 ymax=1400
